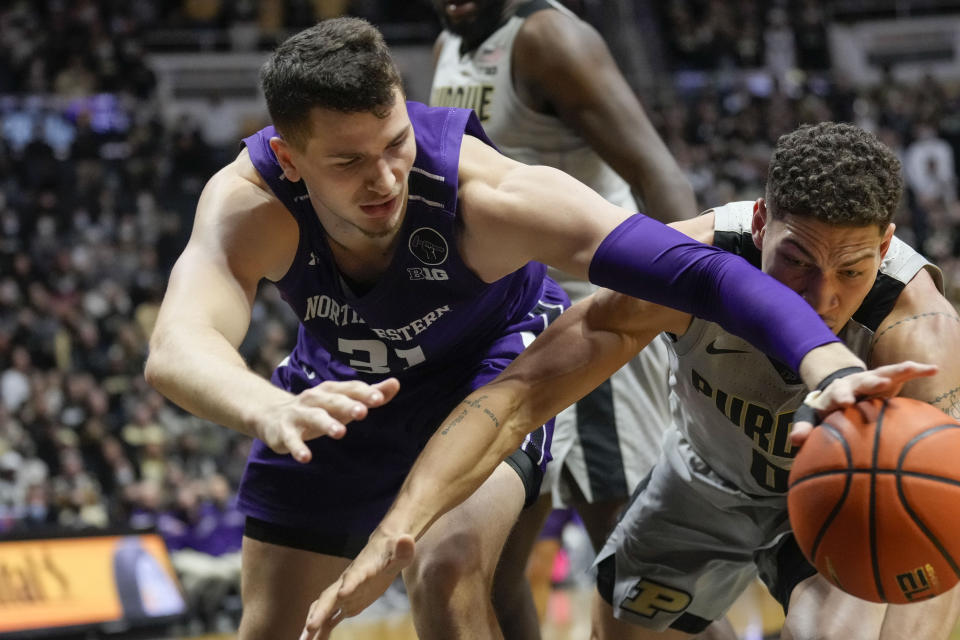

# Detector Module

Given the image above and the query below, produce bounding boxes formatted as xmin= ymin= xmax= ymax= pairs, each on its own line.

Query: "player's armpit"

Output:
xmin=585 ymin=289 xmax=692 ymax=340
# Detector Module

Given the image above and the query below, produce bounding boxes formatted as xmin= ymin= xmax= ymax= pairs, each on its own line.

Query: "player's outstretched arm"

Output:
xmin=459 ymin=136 xmax=851 ymax=374
xmin=145 ymin=154 xmax=399 ymax=461
xmin=299 ymin=291 xmax=687 ymax=639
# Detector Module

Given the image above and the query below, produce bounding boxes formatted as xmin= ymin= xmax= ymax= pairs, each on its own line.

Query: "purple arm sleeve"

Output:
xmin=588 ymin=214 xmax=840 ymax=372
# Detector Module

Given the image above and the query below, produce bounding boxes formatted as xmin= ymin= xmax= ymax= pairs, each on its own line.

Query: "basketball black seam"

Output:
xmin=896 ymin=424 xmax=960 ymax=580
xmin=870 ymin=401 xmax=888 ymax=601
xmin=809 ymin=423 xmax=853 ymax=563
xmin=790 ymin=468 xmax=960 ymax=487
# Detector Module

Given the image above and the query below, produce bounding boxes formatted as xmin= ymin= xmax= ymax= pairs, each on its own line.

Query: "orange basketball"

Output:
xmin=788 ymin=396 xmax=960 ymax=604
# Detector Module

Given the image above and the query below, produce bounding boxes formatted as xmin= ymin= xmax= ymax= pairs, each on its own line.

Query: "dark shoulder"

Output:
xmin=514 ymin=4 xmax=601 ymax=62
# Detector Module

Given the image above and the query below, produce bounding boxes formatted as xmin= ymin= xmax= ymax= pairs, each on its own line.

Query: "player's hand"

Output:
xmin=790 ymin=361 xmax=937 ymax=447
xmin=255 ymin=378 xmax=400 ymax=463
xmin=300 ymin=528 xmax=416 ymax=640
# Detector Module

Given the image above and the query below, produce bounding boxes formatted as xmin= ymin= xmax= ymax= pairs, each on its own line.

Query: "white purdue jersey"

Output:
xmin=670 ymin=201 xmax=943 ymax=496
xmin=431 ymin=0 xmax=635 ymax=301
xmin=432 ymin=0 xmax=671 ymax=504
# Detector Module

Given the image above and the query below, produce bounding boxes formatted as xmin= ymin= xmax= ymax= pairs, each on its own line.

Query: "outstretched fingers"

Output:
xmin=300 ymin=533 xmax=416 ymax=640
xmin=790 ymin=361 xmax=939 ymax=446
xmin=300 ymin=579 xmax=344 ymax=640
xmin=300 ymin=378 xmax=401 ymax=423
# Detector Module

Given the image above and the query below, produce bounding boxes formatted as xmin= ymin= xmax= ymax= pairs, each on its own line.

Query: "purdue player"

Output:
xmin=303 ymin=123 xmax=960 ymax=640
xmin=430 ymin=3 xmax=698 ymax=633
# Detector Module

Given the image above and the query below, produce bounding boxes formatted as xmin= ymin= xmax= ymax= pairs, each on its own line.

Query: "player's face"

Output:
xmin=753 ymin=199 xmax=894 ymax=334
xmin=433 ymin=0 xmax=508 ymax=47
xmin=271 ymin=89 xmax=416 ymax=242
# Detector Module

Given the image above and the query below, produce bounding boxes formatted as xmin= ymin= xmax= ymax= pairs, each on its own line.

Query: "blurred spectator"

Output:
xmin=1 ymin=345 xmax=31 ymax=412
xmin=906 ymin=123 xmax=957 ymax=207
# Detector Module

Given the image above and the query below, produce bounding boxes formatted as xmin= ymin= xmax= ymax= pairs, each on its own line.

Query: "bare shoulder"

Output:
xmin=191 ymin=148 xmax=299 ymax=283
xmin=870 ymin=266 xmax=960 ymax=416
xmin=873 ymin=268 xmax=959 ymax=349
xmin=199 ymin=148 xmax=279 ymax=222
xmin=514 ymin=6 xmax=599 ymax=65
xmin=455 ymin=134 xmax=523 ymax=218
xmin=457 ymin=134 xmax=520 ymax=188
xmin=512 ymin=8 xmax=606 ymax=94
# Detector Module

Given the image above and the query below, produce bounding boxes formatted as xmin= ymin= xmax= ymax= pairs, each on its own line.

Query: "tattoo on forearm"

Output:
xmin=930 ymin=386 xmax=960 ymax=421
xmin=440 ymin=395 xmax=501 ymax=435
xmin=483 ymin=407 xmax=500 ymax=429
xmin=441 ymin=408 xmax=468 ymax=435
xmin=872 ymin=311 xmax=960 ymax=346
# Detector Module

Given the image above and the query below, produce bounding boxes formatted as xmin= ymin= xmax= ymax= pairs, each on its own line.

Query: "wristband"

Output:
xmin=794 ymin=366 xmax=867 ymax=427
xmin=815 ymin=366 xmax=866 ymax=391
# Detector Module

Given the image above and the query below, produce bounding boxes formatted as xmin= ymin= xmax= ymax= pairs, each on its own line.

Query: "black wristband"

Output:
xmin=794 ymin=366 xmax=867 ymax=428
xmin=815 ymin=366 xmax=866 ymax=391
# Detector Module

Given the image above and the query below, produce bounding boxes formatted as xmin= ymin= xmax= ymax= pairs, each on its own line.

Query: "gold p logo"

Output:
xmin=620 ymin=579 xmax=692 ymax=618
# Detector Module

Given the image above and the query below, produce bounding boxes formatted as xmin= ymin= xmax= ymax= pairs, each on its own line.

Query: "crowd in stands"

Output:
xmin=0 ymin=0 xmax=958 ymax=632
xmin=648 ymin=76 xmax=960 ymax=299
xmin=0 ymin=0 xmax=300 ymax=630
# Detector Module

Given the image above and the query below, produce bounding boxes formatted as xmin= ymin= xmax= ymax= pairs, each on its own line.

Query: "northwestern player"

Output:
xmin=145 ymin=19 xmax=915 ymax=640
xmin=430 ymin=7 xmax=694 ymax=632
xmin=303 ymin=123 xmax=960 ymax=640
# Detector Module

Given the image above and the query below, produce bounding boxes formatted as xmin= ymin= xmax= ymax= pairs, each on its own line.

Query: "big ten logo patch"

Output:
xmin=408 ymin=227 xmax=448 ymax=266
xmin=408 ymin=267 xmax=449 ymax=281
xmin=620 ymin=579 xmax=692 ymax=618
xmin=897 ymin=565 xmax=940 ymax=602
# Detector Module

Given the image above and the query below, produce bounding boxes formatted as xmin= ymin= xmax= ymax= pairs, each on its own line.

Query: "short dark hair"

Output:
xmin=766 ymin=122 xmax=902 ymax=231
xmin=261 ymin=17 xmax=403 ymax=149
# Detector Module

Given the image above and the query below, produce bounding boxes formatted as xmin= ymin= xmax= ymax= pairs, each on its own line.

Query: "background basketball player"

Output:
xmin=429 ymin=2 xmax=703 ymax=635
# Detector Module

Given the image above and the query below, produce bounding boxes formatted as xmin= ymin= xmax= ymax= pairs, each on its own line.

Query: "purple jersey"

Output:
xmin=241 ymin=102 xmax=547 ymax=387
xmin=237 ymin=102 xmax=568 ymax=535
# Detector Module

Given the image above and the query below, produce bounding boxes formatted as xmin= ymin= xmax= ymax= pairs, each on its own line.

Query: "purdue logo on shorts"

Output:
xmin=408 ymin=227 xmax=448 ymax=266
xmin=620 ymin=579 xmax=692 ymax=618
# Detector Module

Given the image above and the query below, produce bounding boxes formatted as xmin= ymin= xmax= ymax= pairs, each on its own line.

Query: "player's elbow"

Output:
xmin=143 ymin=328 xmax=175 ymax=393
xmin=143 ymin=350 xmax=164 ymax=391
xmin=501 ymin=389 xmax=545 ymax=446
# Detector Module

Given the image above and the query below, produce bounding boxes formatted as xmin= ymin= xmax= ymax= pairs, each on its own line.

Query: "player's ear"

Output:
xmin=751 ymin=198 xmax=768 ymax=250
xmin=879 ymin=222 xmax=895 ymax=260
xmin=269 ymin=136 xmax=302 ymax=182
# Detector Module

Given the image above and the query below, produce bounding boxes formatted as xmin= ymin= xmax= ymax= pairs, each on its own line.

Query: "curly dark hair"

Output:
xmin=261 ymin=17 xmax=403 ymax=149
xmin=766 ymin=122 xmax=902 ymax=231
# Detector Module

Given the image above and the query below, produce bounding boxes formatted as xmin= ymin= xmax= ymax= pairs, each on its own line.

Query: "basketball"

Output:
xmin=788 ymin=397 xmax=960 ymax=604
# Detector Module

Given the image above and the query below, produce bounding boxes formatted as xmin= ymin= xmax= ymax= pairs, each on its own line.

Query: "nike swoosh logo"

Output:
xmin=705 ymin=339 xmax=749 ymax=355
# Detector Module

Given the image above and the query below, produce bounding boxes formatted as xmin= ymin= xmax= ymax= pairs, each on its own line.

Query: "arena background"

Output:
xmin=1 ymin=1 xmax=960 ymax=638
